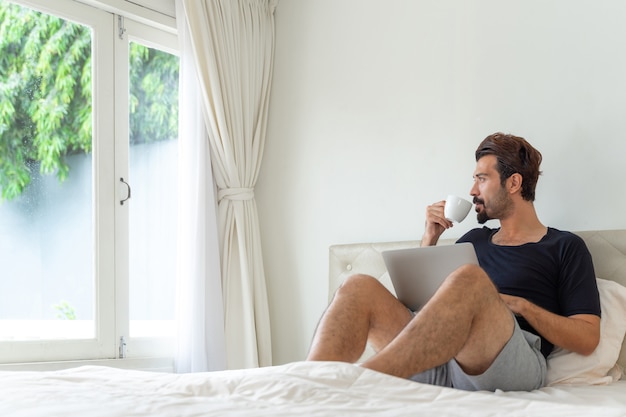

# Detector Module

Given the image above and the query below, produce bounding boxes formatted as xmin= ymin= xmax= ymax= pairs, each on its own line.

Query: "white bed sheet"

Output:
xmin=0 ymin=361 xmax=624 ymax=417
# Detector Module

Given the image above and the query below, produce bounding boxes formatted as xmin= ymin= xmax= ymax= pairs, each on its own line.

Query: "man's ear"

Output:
xmin=508 ymin=173 xmax=523 ymax=194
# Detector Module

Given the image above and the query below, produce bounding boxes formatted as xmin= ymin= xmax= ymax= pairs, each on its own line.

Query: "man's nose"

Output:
xmin=469 ymin=182 xmax=478 ymax=196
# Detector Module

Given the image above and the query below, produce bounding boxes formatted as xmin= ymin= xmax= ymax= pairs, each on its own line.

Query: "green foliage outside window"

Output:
xmin=129 ymin=42 xmax=179 ymax=146
xmin=52 ymin=300 xmax=77 ymax=320
xmin=0 ymin=1 xmax=179 ymax=201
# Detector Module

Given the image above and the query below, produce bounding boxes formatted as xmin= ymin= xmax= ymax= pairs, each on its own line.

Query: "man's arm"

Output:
xmin=500 ymin=294 xmax=600 ymax=355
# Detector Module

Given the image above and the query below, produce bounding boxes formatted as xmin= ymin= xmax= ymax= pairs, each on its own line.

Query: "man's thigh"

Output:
xmin=439 ymin=265 xmax=517 ymax=375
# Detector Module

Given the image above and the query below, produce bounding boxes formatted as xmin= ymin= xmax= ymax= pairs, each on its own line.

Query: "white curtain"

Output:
xmin=174 ymin=0 xmax=227 ymax=373
xmin=178 ymin=0 xmax=276 ymax=369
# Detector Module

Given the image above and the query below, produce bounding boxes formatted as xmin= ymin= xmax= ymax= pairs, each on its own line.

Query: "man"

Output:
xmin=307 ymin=133 xmax=601 ymax=391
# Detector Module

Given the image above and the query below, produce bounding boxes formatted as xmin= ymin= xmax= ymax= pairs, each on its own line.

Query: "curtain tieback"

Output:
xmin=218 ymin=187 xmax=255 ymax=202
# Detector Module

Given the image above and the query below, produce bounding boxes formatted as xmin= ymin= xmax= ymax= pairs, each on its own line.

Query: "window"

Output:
xmin=0 ymin=0 xmax=178 ymax=365
xmin=116 ymin=17 xmax=179 ymax=358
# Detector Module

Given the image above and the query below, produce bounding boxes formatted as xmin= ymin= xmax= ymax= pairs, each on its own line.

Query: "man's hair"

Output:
xmin=475 ymin=133 xmax=543 ymax=201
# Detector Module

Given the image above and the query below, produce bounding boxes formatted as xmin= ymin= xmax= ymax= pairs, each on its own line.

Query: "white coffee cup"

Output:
xmin=444 ymin=195 xmax=473 ymax=223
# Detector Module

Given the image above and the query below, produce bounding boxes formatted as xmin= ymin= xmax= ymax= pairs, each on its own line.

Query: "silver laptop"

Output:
xmin=381 ymin=243 xmax=479 ymax=311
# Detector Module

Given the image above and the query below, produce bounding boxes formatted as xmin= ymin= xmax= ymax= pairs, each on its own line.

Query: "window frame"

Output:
xmin=114 ymin=15 xmax=179 ymax=360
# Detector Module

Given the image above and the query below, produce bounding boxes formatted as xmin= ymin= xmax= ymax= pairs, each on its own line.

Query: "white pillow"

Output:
xmin=546 ymin=278 xmax=626 ymax=386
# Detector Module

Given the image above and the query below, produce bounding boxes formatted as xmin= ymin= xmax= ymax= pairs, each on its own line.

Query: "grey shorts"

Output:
xmin=409 ymin=318 xmax=547 ymax=392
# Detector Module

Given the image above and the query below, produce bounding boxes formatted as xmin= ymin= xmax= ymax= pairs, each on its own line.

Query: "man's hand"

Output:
xmin=499 ymin=293 xmax=527 ymax=315
xmin=421 ymin=200 xmax=453 ymax=246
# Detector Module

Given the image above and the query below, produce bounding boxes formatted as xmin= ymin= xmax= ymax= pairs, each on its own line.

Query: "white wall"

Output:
xmin=257 ymin=0 xmax=626 ymax=365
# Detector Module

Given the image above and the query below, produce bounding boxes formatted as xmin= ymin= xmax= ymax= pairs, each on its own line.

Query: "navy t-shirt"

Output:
xmin=457 ymin=227 xmax=601 ymax=358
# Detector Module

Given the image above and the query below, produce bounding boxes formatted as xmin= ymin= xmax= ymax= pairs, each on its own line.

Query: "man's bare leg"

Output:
xmin=308 ymin=265 xmax=515 ymax=380
xmin=361 ymin=264 xmax=515 ymax=378
xmin=307 ymin=274 xmax=413 ymax=362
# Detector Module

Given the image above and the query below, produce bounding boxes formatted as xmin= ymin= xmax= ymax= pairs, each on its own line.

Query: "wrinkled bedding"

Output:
xmin=0 ymin=361 xmax=624 ymax=417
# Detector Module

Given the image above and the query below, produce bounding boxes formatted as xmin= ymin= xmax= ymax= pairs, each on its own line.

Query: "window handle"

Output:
xmin=120 ymin=177 xmax=131 ymax=205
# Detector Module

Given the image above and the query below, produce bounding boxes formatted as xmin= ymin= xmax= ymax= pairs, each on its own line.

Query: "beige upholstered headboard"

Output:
xmin=329 ymin=229 xmax=626 ymax=369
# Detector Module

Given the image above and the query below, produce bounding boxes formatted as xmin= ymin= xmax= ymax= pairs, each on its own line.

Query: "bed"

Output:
xmin=1 ymin=229 xmax=625 ymax=416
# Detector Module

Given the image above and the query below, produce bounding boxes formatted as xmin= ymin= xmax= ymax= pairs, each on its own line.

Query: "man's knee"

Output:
xmin=332 ymin=274 xmax=393 ymax=305
xmin=447 ymin=264 xmax=495 ymax=290
xmin=438 ymin=264 xmax=501 ymax=305
xmin=338 ymin=273 xmax=383 ymax=294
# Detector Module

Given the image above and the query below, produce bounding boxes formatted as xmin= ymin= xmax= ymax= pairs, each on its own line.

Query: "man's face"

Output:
xmin=470 ymin=155 xmax=513 ymax=224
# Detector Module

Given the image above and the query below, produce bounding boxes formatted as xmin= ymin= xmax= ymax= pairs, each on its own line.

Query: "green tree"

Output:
xmin=0 ymin=1 xmax=179 ymax=201
xmin=0 ymin=2 xmax=91 ymax=200
xmin=129 ymin=42 xmax=179 ymax=145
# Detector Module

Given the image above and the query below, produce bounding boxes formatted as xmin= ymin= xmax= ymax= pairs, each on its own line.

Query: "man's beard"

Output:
xmin=474 ymin=188 xmax=513 ymax=224
xmin=476 ymin=200 xmax=489 ymax=224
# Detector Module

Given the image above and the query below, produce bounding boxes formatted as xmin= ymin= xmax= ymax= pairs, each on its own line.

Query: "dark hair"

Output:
xmin=475 ymin=133 xmax=542 ymax=201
